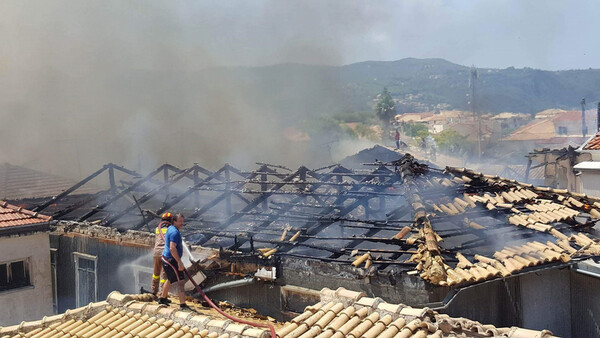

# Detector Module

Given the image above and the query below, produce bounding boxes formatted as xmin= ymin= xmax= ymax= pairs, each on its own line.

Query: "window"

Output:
xmin=558 ymin=126 xmax=568 ymax=135
xmin=131 ymin=264 xmax=154 ymax=293
xmin=0 ymin=258 xmax=32 ymax=292
xmin=74 ymin=253 xmax=97 ymax=307
xmin=50 ymin=249 xmax=58 ymax=314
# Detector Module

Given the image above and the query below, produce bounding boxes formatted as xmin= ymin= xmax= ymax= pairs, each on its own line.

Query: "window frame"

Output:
xmin=73 ymin=252 xmax=98 ymax=307
xmin=558 ymin=126 xmax=568 ymax=135
xmin=130 ymin=264 xmax=154 ymax=292
xmin=0 ymin=257 xmax=32 ymax=292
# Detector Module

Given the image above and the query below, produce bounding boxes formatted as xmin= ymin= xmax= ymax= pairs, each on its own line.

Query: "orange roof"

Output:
xmin=552 ymin=110 xmax=595 ymax=122
xmin=583 ymin=133 xmax=600 ymax=150
xmin=279 ymin=287 xmax=555 ymax=338
xmin=0 ymin=201 xmax=51 ymax=228
xmin=504 ymin=118 xmax=556 ymax=141
xmin=395 ymin=113 xmax=434 ymax=122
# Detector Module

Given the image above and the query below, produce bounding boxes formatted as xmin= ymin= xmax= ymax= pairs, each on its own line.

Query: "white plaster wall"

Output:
xmin=588 ymin=150 xmax=600 ymax=162
xmin=0 ymin=232 xmax=52 ymax=326
xmin=579 ymin=171 xmax=600 ymax=198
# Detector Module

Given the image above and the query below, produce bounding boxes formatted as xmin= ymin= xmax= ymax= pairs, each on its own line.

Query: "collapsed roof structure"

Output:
xmin=7 ymin=152 xmax=600 ymax=336
xmin=12 ymin=154 xmax=600 ymax=290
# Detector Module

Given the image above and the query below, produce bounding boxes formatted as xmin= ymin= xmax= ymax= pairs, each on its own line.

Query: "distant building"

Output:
xmin=574 ymin=132 xmax=600 ymax=196
xmin=490 ymin=112 xmax=531 ymax=135
xmin=0 ymin=202 xmax=52 ymax=326
xmin=503 ymin=110 xmax=596 ymax=149
xmin=526 ymin=127 xmax=600 ymax=195
xmin=395 ymin=110 xmax=468 ymax=134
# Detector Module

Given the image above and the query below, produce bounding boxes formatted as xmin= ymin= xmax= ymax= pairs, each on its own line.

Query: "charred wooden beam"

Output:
xmin=33 ymin=164 xmax=111 ymax=212
xmin=105 ymin=166 xmax=196 ymax=227
xmin=78 ymin=164 xmax=169 ymax=221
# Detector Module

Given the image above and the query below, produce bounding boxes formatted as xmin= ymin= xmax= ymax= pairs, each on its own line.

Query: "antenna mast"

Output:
xmin=470 ymin=66 xmax=481 ymax=160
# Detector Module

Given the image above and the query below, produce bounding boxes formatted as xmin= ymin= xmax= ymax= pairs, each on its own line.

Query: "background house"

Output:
xmin=0 ymin=202 xmax=52 ymax=326
xmin=574 ymin=132 xmax=600 ymax=196
xmin=503 ymin=109 xmax=596 ymax=149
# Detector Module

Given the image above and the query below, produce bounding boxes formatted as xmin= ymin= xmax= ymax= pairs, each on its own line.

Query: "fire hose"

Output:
xmin=158 ymin=220 xmax=278 ymax=337
xmin=183 ymin=268 xmax=277 ymax=337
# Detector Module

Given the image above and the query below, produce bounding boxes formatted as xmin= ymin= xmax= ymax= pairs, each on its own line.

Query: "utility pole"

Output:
xmin=469 ymin=66 xmax=481 ymax=160
xmin=597 ymin=102 xmax=600 ymax=133
xmin=581 ymin=98 xmax=587 ymax=137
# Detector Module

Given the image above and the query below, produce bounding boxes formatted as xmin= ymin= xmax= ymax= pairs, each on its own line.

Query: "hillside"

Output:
xmin=224 ymin=58 xmax=600 ymax=117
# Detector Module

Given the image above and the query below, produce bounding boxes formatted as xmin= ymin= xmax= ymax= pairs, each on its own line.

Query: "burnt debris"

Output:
xmin=12 ymin=154 xmax=600 ymax=287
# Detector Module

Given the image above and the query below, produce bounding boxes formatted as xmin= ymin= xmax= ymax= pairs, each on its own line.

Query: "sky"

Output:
xmin=0 ymin=0 xmax=598 ymax=178
xmin=2 ymin=0 xmax=599 ymax=71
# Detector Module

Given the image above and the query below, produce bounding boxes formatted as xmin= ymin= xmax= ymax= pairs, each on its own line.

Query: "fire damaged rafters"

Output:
xmin=19 ymin=153 xmax=600 ymax=288
xmin=217 ymin=165 xmax=369 ymax=252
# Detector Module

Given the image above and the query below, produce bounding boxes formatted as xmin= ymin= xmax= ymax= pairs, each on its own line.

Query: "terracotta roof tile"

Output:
xmin=0 ymin=200 xmax=51 ymax=229
xmin=279 ymin=288 xmax=556 ymax=338
xmin=0 ymin=292 xmax=278 ymax=338
xmin=583 ymin=132 xmax=600 ymax=150
xmin=407 ymin=167 xmax=600 ymax=287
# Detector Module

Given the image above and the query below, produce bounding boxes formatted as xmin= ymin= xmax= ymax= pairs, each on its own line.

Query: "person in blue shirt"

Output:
xmin=158 ymin=213 xmax=190 ymax=310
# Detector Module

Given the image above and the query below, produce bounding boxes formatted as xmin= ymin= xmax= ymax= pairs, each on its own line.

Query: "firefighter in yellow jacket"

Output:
xmin=151 ymin=212 xmax=173 ymax=296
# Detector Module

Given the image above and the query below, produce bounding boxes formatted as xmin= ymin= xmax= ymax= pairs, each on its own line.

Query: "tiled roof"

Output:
xmin=582 ymin=132 xmax=600 ymax=150
xmin=0 ymin=292 xmax=278 ymax=338
xmin=463 ymin=163 xmax=545 ymax=183
xmin=0 ymin=200 xmax=51 ymax=228
xmin=552 ymin=110 xmax=595 ymax=122
xmin=278 ymin=287 xmax=555 ymax=338
xmin=395 ymin=113 xmax=434 ymax=123
xmin=0 ymin=163 xmax=102 ymax=200
xmin=409 ymin=166 xmax=600 ymax=286
xmin=503 ymin=118 xmax=556 ymax=141
xmin=506 ymin=110 xmax=596 ymax=141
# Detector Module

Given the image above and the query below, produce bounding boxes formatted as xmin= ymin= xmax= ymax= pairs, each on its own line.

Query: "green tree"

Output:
xmin=403 ymin=123 xmax=429 ymax=138
xmin=433 ymin=128 xmax=467 ymax=152
xmin=374 ymin=87 xmax=397 ymax=125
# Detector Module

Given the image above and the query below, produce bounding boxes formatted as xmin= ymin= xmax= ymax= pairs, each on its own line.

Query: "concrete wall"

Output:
xmin=519 ymin=268 xmax=571 ymax=337
xmin=206 ymin=274 xmax=283 ymax=320
xmin=570 ymin=270 xmax=600 ymax=337
xmin=578 ymin=171 xmax=600 ymax=197
xmin=0 ymin=232 xmax=52 ymax=326
xmin=440 ymin=277 xmax=520 ymax=328
xmin=50 ymin=234 xmax=152 ymax=313
xmin=280 ymin=258 xmax=446 ymax=306
xmin=440 ymin=267 xmax=600 ymax=338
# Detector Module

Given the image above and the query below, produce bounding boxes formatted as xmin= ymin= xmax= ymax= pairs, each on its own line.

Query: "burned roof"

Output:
xmin=278 ymin=287 xmax=555 ymax=338
xmin=16 ymin=154 xmax=600 ymax=287
xmin=0 ymin=291 xmax=278 ymax=338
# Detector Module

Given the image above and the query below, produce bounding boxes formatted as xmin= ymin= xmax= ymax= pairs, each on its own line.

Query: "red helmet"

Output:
xmin=161 ymin=212 xmax=173 ymax=222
